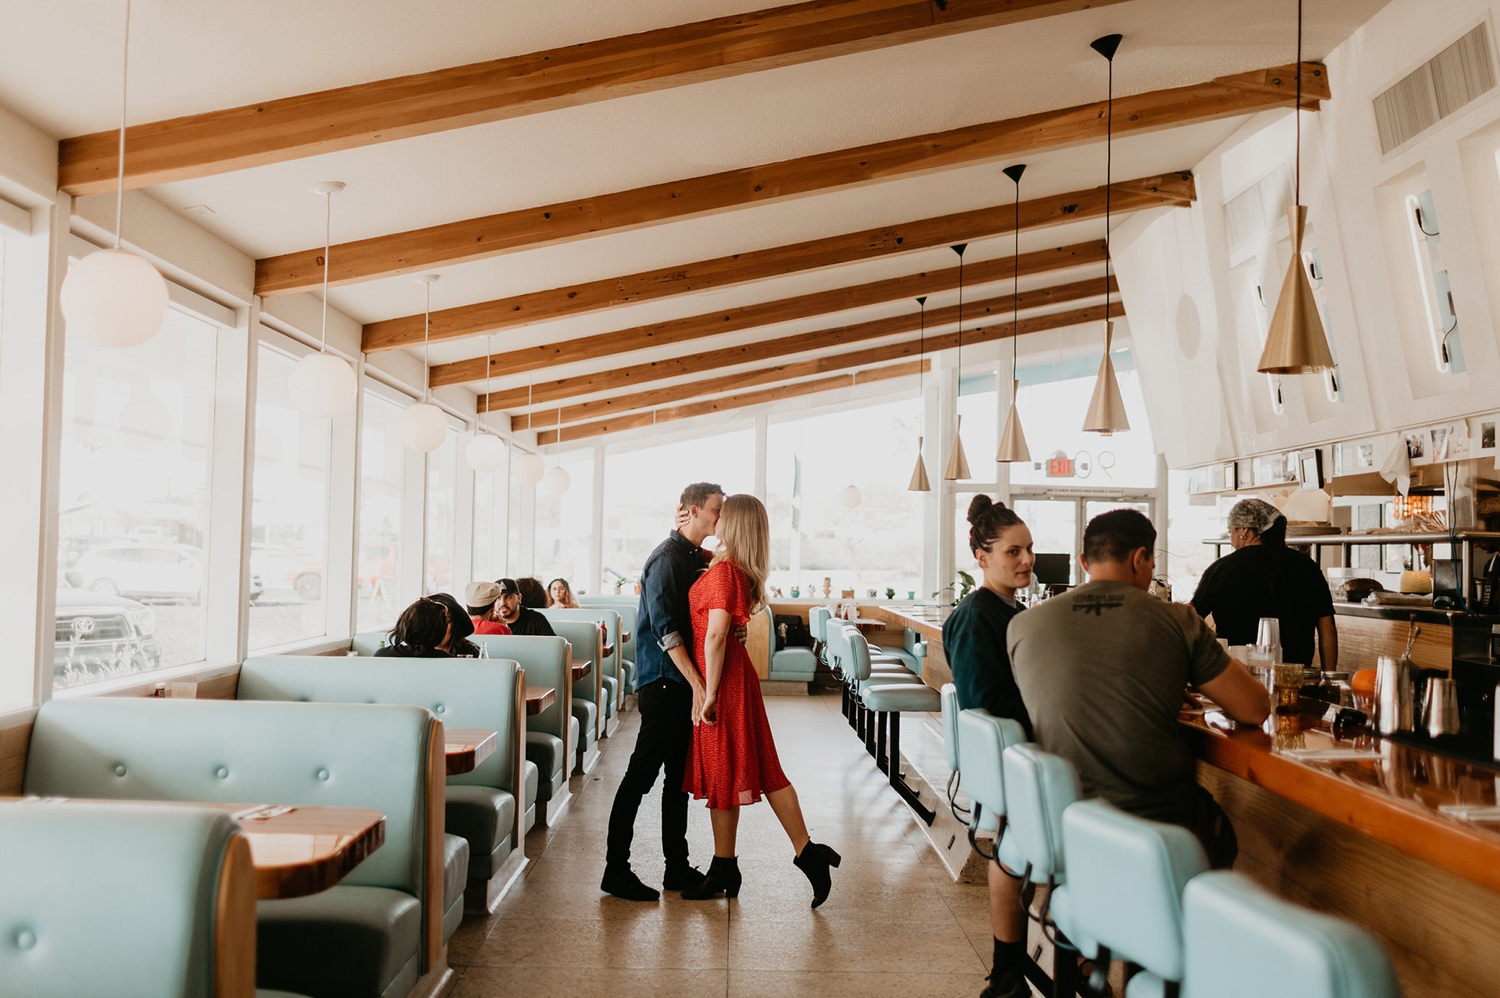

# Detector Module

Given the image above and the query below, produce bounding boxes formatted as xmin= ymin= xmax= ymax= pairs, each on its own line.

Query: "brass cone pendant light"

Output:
xmin=1258 ymin=0 xmax=1335 ymax=375
xmin=1083 ymin=32 xmax=1130 ymax=436
xmin=943 ymin=244 xmax=971 ymax=480
xmin=909 ymin=297 xmax=932 ymax=492
xmin=997 ymin=163 xmax=1031 ymax=463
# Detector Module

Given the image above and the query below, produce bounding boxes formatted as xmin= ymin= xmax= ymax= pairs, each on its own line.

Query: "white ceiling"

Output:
xmin=0 ymin=0 xmax=1391 ymax=427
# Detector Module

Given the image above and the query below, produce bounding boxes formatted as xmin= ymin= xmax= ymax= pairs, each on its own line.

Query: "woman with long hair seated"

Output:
xmin=680 ymin=493 xmax=841 ymax=907
xmin=376 ymin=598 xmax=452 ymax=657
xmin=548 ymin=577 xmax=581 ymax=608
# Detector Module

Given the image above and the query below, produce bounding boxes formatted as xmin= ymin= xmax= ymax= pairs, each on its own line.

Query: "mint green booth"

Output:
xmin=578 ymin=596 xmax=638 ymax=694
xmin=470 ymin=633 xmax=574 ymax=827
xmin=543 ymin=608 xmax=622 ymax=731
xmin=238 ymin=656 xmax=525 ymax=916
xmin=761 ymin=608 xmax=817 ymax=683
xmin=0 ymin=800 xmax=264 ymax=998
xmin=22 ymin=698 xmax=446 ymax=998
xmin=544 ymin=619 xmax=606 ymax=773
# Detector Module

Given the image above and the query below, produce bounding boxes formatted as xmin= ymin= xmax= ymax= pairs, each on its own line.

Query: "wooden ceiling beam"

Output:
xmin=507 ymin=276 xmax=1113 ymax=427
xmin=430 ymin=240 xmax=1105 ymax=388
xmin=59 ymin=0 xmax=1122 ymax=196
xmin=260 ymin=61 xmax=1319 ymax=295
xmin=534 ymin=360 xmax=930 ymax=446
xmin=364 ymin=172 xmax=1190 ymax=352
xmin=486 ymin=300 xmax=1115 ymax=414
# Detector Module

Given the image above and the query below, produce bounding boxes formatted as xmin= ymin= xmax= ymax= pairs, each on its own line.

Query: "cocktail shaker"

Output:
xmin=1373 ymin=654 xmax=1415 ymax=735
xmin=1422 ymin=677 xmax=1460 ymax=738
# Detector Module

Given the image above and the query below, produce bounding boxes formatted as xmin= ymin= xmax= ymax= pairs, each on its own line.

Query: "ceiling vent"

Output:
xmin=1373 ymin=23 xmax=1497 ymax=154
xmin=1224 ymin=164 xmax=1292 ymax=249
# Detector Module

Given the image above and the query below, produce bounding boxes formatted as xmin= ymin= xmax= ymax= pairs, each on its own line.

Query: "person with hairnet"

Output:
xmin=1191 ymin=498 xmax=1338 ymax=670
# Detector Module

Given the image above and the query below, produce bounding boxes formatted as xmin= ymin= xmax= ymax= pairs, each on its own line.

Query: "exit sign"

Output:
xmin=1047 ymin=456 xmax=1075 ymax=478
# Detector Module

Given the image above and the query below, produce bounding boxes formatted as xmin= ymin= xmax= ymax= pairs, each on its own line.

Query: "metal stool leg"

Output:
xmin=887 ymin=711 xmax=936 ymax=825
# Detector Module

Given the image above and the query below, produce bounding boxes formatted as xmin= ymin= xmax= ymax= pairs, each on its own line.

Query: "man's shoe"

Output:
xmin=978 ymin=967 xmax=1031 ymax=998
xmin=600 ymin=865 xmax=660 ymax=902
xmin=662 ymin=864 xmax=705 ymax=891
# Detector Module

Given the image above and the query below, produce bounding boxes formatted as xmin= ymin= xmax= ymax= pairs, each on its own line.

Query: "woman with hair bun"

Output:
xmin=942 ymin=493 xmax=1035 ymax=998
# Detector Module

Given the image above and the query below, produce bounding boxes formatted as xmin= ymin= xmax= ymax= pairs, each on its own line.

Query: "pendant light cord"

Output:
xmin=1104 ymin=49 xmax=1113 ymax=324
xmin=481 ymin=334 xmax=493 ymax=427
xmin=1013 ymin=180 xmax=1021 ymax=380
xmin=319 ymin=191 xmax=332 ymax=352
xmin=1295 ymin=0 xmax=1303 ymax=206
xmin=422 ymin=282 xmax=432 ymax=401
xmin=114 ymin=0 xmax=132 ymax=249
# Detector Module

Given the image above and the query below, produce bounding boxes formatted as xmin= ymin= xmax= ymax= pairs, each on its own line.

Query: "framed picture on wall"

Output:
xmin=1298 ymin=449 xmax=1324 ymax=490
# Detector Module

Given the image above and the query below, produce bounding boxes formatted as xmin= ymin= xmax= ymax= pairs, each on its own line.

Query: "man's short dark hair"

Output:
xmin=1083 ymin=508 xmax=1157 ymax=564
xmin=680 ymin=482 xmax=723 ymax=509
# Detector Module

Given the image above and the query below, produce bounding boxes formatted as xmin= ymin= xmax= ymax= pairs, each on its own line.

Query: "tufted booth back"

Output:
xmin=954 ymin=708 xmax=1028 ymax=823
xmin=24 ymin=698 xmax=435 ymax=898
xmin=0 ymin=801 xmax=253 ymax=998
xmin=470 ymin=634 xmax=570 ymax=747
xmin=1001 ymin=744 xmax=1080 ymax=882
xmin=546 ymin=619 xmax=606 ymax=714
xmin=1063 ymin=798 xmax=1208 ymax=983
xmin=578 ymin=597 xmax=638 ymax=665
xmin=542 ymin=608 xmax=620 ymax=686
xmin=351 ymin=630 xmax=388 ymax=656
xmin=1182 ymin=871 xmax=1400 ymax=998
xmin=237 ymin=656 xmax=520 ymax=795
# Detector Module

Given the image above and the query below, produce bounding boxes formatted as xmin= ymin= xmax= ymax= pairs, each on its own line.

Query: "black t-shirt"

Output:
xmin=1191 ymin=544 xmax=1334 ymax=665
xmin=942 ymin=587 xmax=1032 ymax=739
xmin=505 ymin=606 xmax=556 ymax=637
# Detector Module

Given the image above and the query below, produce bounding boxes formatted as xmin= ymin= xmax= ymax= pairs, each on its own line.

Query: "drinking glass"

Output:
xmin=1255 ymin=617 xmax=1282 ymax=659
xmin=1273 ymin=661 xmax=1304 ymax=711
xmin=1245 ymin=646 xmax=1275 ymax=694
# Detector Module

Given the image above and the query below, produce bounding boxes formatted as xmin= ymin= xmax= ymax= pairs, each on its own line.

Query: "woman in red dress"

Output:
xmin=681 ymin=494 xmax=841 ymax=907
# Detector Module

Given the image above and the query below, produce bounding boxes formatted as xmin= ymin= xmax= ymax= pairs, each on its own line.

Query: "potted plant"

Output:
xmin=885 ymin=587 xmax=896 ymax=600
xmin=932 ymin=570 xmax=976 ymax=607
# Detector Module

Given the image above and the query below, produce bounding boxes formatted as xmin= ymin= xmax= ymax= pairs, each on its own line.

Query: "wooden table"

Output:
xmin=525 ymin=686 xmax=555 ymax=716
xmin=620 ymin=629 xmax=631 ymax=643
xmin=2 ymin=796 xmax=385 ymax=900
xmin=571 ymin=659 xmax=592 ymax=681
xmin=602 ymin=643 xmax=615 ymax=658
xmin=444 ymin=727 xmax=498 ymax=776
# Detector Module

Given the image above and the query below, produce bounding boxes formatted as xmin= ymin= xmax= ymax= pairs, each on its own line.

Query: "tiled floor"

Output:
xmin=448 ymin=689 xmax=1000 ymax=998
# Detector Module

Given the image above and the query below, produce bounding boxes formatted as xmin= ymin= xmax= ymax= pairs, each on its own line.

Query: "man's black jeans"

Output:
xmin=605 ymin=676 xmax=694 ymax=872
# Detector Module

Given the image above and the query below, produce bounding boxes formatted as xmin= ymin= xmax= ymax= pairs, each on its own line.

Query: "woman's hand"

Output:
xmin=698 ymin=693 xmax=718 ymax=726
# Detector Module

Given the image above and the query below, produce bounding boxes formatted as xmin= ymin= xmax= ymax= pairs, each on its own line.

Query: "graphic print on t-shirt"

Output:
xmin=1072 ymin=592 xmax=1126 ymax=616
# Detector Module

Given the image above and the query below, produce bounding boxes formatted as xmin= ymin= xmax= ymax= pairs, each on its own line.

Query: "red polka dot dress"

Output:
xmin=684 ymin=560 xmax=790 ymax=810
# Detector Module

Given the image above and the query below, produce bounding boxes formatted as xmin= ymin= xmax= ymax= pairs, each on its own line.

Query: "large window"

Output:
xmin=767 ymin=399 xmax=923 ymax=598
xmin=55 ymin=306 xmax=217 ymax=690
xmin=248 ymin=343 xmax=332 ymax=651
xmin=357 ymin=388 xmax=406 ymax=631
xmin=424 ymin=425 xmax=459 ymax=596
xmin=535 ymin=452 xmax=596 ymax=593
xmin=1008 ymin=359 xmax=1157 ymax=490
xmin=601 ymin=429 xmax=755 ymax=589
xmin=472 ymin=446 xmax=509 ymax=584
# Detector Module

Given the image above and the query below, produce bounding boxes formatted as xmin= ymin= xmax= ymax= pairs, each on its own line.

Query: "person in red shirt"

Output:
xmin=464 ymin=581 xmax=513 ymax=636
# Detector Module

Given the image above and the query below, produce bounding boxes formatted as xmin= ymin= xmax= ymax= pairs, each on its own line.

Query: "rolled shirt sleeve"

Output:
xmin=645 ymin=545 xmax=692 ymax=654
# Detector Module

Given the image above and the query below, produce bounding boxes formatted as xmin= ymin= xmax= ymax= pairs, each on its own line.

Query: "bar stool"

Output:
xmin=1062 ymin=798 xmax=1208 ymax=998
xmin=1001 ymin=744 xmax=1096 ymax=997
xmin=844 ymin=627 xmax=925 ymax=753
xmin=1181 ymin=872 xmax=1400 ymax=998
xmin=953 ymin=707 xmax=1029 ymax=867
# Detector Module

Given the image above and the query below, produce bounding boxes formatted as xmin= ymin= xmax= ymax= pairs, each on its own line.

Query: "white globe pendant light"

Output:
xmin=541 ymin=465 xmax=572 ymax=496
xmin=840 ymin=485 xmax=862 ymax=509
xmin=403 ymin=274 xmax=447 ymax=452
xmin=466 ymin=432 xmax=506 ymax=472
xmin=516 ymin=452 xmax=546 ymax=487
xmin=62 ymin=250 xmax=169 ymax=348
xmin=291 ymin=181 xmax=357 ymax=419
xmin=59 ymin=0 xmax=169 ymax=349
xmin=466 ymin=333 xmax=506 ymax=471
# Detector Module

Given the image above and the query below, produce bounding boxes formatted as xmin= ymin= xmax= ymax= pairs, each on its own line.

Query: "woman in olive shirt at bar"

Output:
xmin=942 ymin=494 xmax=1035 ymax=998
xmin=1192 ymin=497 xmax=1338 ymax=669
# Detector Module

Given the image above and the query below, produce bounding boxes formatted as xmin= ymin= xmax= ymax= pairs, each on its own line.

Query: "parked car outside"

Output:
xmin=75 ymin=541 xmax=263 ymax=603
xmin=53 ymin=587 xmax=162 ymax=689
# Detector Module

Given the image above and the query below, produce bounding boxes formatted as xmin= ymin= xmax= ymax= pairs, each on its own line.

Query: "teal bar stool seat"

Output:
xmin=1182 ymin=871 xmax=1400 ymax=998
xmin=1063 ymin=798 xmax=1208 ymax=998
xmin=809 ymin=605 xmax=833 ymax=666
xmin=954 ymin=707 xmax=1028 ymax=866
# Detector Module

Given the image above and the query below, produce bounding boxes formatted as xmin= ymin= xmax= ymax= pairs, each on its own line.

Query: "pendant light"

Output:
xmin=400 ymin=274 xmax=449 ymax=452
xmin=1082 ymin=33 xmax=1131 ymax=437
xmin=289 ymin=182 xmax=359 ymax=419
xmin=908 ymin=297 xmax=932 ymax=492
xmin=541 ymin=405 xmax=571 ymax=496
xmin=466 ymin=332 xmax=506 ymax=470
xmin=997 ymin=164 xmax=1032 ymax=463
xmin=59 ymin=0 xmax=170 ymax=349
xmin=1258 ymin=0 xmax=1335 ymax=374
xmin=943 ymin=244 xmax=972 ymax=480
xmin=513 ymin=372 xmax=546 ymax=486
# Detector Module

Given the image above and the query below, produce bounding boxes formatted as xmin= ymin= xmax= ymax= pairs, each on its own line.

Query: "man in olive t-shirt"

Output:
xmin=1007 ymin=510 xmax=1269 ymax=866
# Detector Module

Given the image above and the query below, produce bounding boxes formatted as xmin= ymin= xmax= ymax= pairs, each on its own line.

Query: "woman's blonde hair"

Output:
xmin=710 ymin=493 xmax=769 ymax=612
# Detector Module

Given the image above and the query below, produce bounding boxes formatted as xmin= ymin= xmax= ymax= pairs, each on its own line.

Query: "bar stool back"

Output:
xmin=1062 ymin=798 xmax=1208 ymax=996
xmin=1182 ymin=872 xmax=1400 ymax=998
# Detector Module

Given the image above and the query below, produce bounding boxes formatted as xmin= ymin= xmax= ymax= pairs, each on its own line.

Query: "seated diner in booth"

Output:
xmin=517 ymin=576 xmax=550 ymax=609
xmin=465 ymin=580 xmax=513 ymax=635
xmin=376 ymin=597 xmax=453 ymax=658
xmin=427 ymin=592 xmax=481 ymax=657
xmin=548 ymin=577 xmax=581 ymax=608
xmin=494 ymin=577 xmax=556 ymax=636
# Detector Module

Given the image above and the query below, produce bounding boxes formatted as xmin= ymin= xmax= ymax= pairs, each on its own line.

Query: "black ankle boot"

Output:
xmin=792 ymin=841 xmax=841 ymax=908
xmin=680 ymin=856 xmax=741 ymax=900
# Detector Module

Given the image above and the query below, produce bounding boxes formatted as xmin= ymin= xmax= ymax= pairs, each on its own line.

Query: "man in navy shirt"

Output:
xmin=602 ymin=482 xmax=724 ymax=901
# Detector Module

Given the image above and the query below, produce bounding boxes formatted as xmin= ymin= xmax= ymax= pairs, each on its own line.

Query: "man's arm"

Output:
xmin=1317 ymin=616 xmax=1339 ymax=672
xmin=1196 ymin=659 xmax=1271 ymax=725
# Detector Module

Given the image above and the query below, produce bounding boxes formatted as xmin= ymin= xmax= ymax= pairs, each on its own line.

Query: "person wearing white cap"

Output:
xmin=1191 ymin=498 xmax=1338 ymax=670
xmin=464 ymin=580 xmax=513 ymax=636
